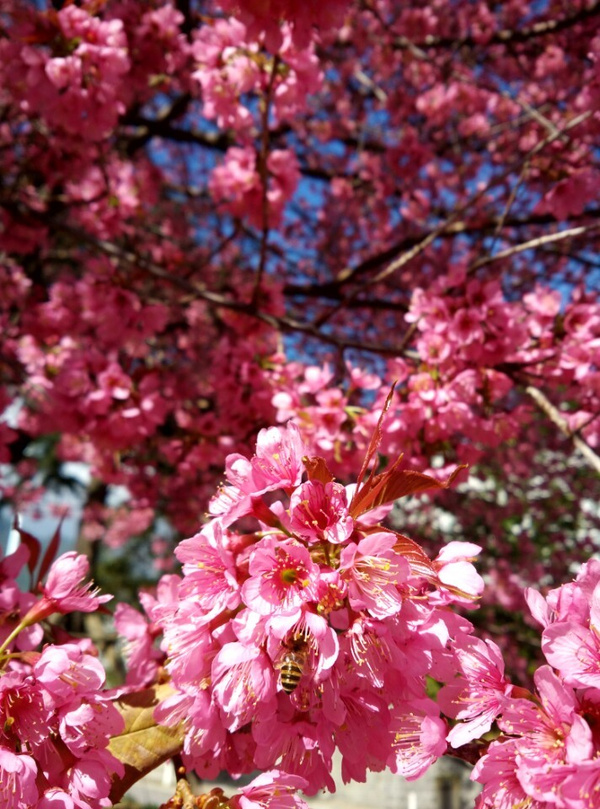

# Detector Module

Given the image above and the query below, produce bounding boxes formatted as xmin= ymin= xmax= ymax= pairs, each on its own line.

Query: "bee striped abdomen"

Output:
xmin=279 ymin=652 xmax=305 ymax=694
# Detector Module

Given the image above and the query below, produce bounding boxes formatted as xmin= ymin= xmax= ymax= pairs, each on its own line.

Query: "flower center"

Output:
xmin=281 ymin=567 xmax=300 ymax=585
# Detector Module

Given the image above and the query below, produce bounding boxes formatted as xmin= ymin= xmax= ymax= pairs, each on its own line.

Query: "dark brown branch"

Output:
xmin=393 ymin=0 xmax=600 ymax=51
xmin=123 ymin=118 xmax=351 ymax=181
xmin=284 ymin=206 xmax=600 ymax=299
xmin=122 ymin=116 xmax=230 ymax=157
xmin=58 ymin=225 xmax=413 ymax=358
xmin=175 ymin=0 xmax=195 ymax=37
xmin=120 ymin=94 xmax=192 ymax=156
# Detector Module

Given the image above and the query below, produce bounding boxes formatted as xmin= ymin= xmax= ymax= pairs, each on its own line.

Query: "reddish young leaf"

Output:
xmin=14 ymin=521 xmax=41 ymax=579
xmin=350 ymin=384 xmax=397 ymax=505
xmin=36 ymin=520 xmax=63 ymax=588
xmin=350 ymin=463 xmax=468 ymax=519
xmin=303 ymin=455 xmax=335 ymax=484
xmin=250 ymin=496 xmax=284 ymax=528
xmin=390 ymin=531 xmax=438 ymax=582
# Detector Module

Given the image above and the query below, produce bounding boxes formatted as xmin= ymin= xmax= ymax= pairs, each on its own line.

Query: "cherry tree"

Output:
xmin=1 ymin=0 xmax=598 ymax=579
xmin=2 ymin=419 xmax=600 ymax=808
xmin=0 ymin=0 xmax=599 ymax=804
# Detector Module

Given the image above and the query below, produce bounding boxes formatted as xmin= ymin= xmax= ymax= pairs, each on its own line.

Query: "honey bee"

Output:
xmin=278 ymin=634 xmax=310 ymax=695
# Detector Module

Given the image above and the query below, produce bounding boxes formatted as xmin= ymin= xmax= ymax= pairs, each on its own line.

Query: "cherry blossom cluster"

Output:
xmin=0 ymin=545 xmax=123 ymax=809
xmin=0 ymin=0 xmax=599 ymax=807
xmin=2 ymin=5 xmax=130 ymax=142
xmin=438 ymin=559 xmax=600 ymax=809
xmin=217 ymin=0 xmax=349 ymax=50
xmin=114 ymin=418 xmax=600 ymax=806
xmin=271 ymin=278 xmax=600 ymax=475
xmin=3 ymin=422 xmax=600 ymax=809
xmin=0 ymin=0 xmax=599 ymax=721
xmin=5 ymin=255 xmax=280 ymax=539
xmin=192 ymin=15 xmax=316 ymax=227
xmin=191 ymin=17 xmax=322 ymax=129
xmin=152 ymin=421 xmax=485 ymax=791
xmin=268 ymin=278 xmax=600 ymax=639
xmin=209 ymin=146 xmax=300 ymax=229
xmin=1 ymin=0 xmax=597 ymax=552
xmin=0 ymin=529 xmax=318 ymax=809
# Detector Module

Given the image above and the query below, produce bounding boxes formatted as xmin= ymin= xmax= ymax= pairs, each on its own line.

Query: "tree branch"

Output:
xmin=392 ymin=1 xmax=600 ymax=51
xmin=284 ymin=205 xmax=600 ymax=300
xmin=254 ymin=55 xmax=280 ymax=306
xmin=468 ymin=222 xmax=600 ymax=273
xmin=58 ymin=225 xmax=412 ymax=358
xmin=526 ymin=386 xmax=600 ymax=476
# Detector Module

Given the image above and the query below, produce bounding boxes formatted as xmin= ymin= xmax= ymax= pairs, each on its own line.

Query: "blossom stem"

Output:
xmin=0 ymin=620 xmax=29 ymax=663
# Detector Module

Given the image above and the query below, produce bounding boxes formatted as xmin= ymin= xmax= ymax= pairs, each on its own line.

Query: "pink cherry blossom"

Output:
xmin=287 ymin=480 xmax=354 ymax=545
xmin=472 ymin=739 xmax=532 ymax=809
xmin=0 ymin=671 xmax=49 ymax=748
xmin=0 ymin=747 xmax=38 ymax=809
xmin=37 ymin=789 xmax=78 ymax=809
xmin=340 ymin=532 xmax=409 ymax=618
xmin=212 ymin=642 xmax=277 ymax=731
xmin=433 ymin=541 xmax=485 ymax=604
xmin=542 ymin=620 xmax=600 ymax=689
xmin=387 ymin=699 xmax=448 ymax=780
xmin=242 ymin=537 xmax=318 ymax=615
xmin=560 ymin=760 xmax=600 ymax=809
xmin=33 ymin=644 xmax=107 ymax=705
xmin=210 ymin=423 xmax=306 ymax=525
xmin=231 ymin=770 xmax=309 ymax=809
xmin=438 ymin=635 xmax=513 ymax=747
xmin=474 ymin=666 xmax=595 ymax=807
xmin=176 ymin=521 xmax=241 ymax=612
xmin=24 ymin=552 xmax=111 ymax=624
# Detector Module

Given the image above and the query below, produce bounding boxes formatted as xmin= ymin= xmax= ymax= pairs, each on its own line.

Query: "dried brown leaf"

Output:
xmin=109 ymin=682 xmax=185 ymax=803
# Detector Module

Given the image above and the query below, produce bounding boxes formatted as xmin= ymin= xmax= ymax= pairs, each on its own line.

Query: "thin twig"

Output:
xmin=526 ymin=386 xmax=600 ymax=475
xmin=469 ymin=222 xmax=600 ymax=272
xmin=374 ymin=112 xmax=593 ymax=286
xmin=323 ymin=110 xmax=593 ymax=304
xmin=285 ymin=205 xmax=600 ymax=299
xmin=488 ymin=161 xmax=529 ymax=253
xmin=253 ymin=55 xmax=280 ymax=307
